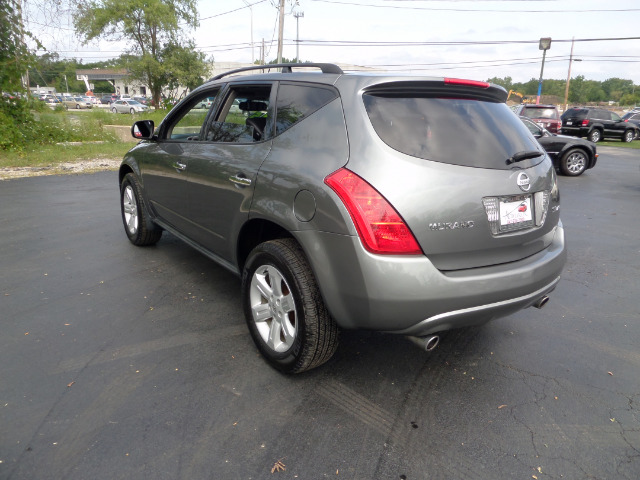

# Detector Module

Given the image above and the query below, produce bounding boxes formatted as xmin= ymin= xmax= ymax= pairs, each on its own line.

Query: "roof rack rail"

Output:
xmin=209 ymin=63 xmax=344 ymax=81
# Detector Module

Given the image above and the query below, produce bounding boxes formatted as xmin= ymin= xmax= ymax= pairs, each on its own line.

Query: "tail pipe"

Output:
xmin=408 ymin=334 xmax=440 ymax=352
xmin=534 ymin=295 xmax=550 ymax=309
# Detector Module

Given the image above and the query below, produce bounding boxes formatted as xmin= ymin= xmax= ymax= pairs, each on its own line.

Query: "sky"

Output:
xmin=26 ymin=0 xmax=640 ymax=85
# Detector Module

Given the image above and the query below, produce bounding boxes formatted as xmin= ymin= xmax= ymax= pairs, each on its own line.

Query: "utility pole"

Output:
xmin=277 ymin=0 xmax=285 ymax=63
xmin=242 ymin=0 xmax=254 ymax=63
xmin=294 ymin=10 xmax=304 ymax=62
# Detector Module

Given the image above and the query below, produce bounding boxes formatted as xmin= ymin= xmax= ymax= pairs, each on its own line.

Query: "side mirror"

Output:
xmin=131 ymin=120 xmax=155 ymax=140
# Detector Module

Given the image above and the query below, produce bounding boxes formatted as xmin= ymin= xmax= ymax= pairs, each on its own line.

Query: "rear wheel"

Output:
xmin=560 ymin=148 xmax=588 ymax=176
xmin=623 ymin=130 xmax=634 ymax=143
xmin=241 ymin=239 xmax=339 ymax=374
xmin=120 ymin=173 xmax=162 ymax=246
xmin=587 ymin=129 xmax=601 ymax=143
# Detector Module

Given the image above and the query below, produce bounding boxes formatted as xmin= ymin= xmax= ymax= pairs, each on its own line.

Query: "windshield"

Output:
xmin=363 ymin=94 xmax=542 ymax=169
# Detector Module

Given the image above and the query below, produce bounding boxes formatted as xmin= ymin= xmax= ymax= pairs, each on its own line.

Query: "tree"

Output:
xmin=73 ymin=0 xmax=204 ymax=106
xmin=1 ymin=0 xmax=41 ymax=93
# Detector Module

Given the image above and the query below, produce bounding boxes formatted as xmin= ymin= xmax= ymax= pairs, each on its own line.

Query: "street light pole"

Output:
xmin=294 ymin=10 xmax=304 ymax=62
xmin=536 ymin=37 xmax=552 ymax=105
xmin=277 ymin=0 xmax=285 ymax=64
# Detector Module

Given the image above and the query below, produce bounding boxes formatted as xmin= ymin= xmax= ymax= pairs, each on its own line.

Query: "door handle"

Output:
xmin=172 ymin=162 xmax=187 ymax=171
xmin=229 ymin=175 xmax=251 ymax=187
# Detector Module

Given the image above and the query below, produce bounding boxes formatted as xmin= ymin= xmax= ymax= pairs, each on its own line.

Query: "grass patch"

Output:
xmin=0 ymin=142 xmax=132 ymax=168
xmin=598 ymin=140 xmax=640 ymax=149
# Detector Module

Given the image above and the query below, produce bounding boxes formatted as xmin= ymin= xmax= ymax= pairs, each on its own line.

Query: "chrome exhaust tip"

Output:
xmin=534 ymin=295 xmax=550 ymax=309
xmin=408 ymin=335 xmax=440 ymax=352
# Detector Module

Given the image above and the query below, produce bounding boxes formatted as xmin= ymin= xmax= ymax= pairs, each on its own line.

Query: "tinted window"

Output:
xmin=363 ymin=94 xmax=541 ymax=169
xmin=592 ymin=110 xmax=610 ymax=120
xmin=275 ymin=84 xmax=338 ymax=135
xmin=206 ymin=85 xmax=272 ymax=143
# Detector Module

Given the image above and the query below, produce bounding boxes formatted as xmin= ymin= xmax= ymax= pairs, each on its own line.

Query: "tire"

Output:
xmin=112 ymin=107 xmax=117 ymax=114
xmin=241 ymin=239 xmax=339 ymax=374
xmin=130 ymin=108 xmax=135 ymax=114
xmin=75 ymin=104 xmax=80 ymax=109
xmin=587 ymin=129 xmax=601 ymax=143
xmin=623 ymin=130 xmax=634 ymax=143
xmin=120 ymin=173 xmax=163 ymax=246
xmin=560 ymin=148 xmax=588 ymax=176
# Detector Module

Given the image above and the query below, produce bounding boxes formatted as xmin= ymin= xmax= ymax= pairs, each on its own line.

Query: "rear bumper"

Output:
xmin=296 ymin=222 xmax=566 ymax=334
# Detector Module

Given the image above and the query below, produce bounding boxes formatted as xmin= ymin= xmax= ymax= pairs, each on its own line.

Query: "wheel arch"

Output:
xmin=561 ymin=145 xmax=591 ymax=163
xmin=236 ymin=219 xmax=294 ymax=272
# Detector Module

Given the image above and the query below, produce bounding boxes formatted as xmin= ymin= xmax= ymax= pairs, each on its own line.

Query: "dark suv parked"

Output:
xmin=561 ymin=107 xmax=636 ymax=142
xmin=119 ymin=63 xmax=566 ymax=373
xmin=514 ymin=104 xmax=561 ymax=133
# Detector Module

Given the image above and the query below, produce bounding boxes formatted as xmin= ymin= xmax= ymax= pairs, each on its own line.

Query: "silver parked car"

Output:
xmin=111 ymin=99 xmax=149 ymax=114
xmin=119 ymin=63 xmax=566 ymax=373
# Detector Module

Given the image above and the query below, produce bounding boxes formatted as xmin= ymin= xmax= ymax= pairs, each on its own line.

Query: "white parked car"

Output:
xmin=111 ymin=99 xmax=149 ymax=114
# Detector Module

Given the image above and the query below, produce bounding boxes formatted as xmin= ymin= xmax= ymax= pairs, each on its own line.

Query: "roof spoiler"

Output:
xmin=209 ymin=63 xmax=344 ymax=81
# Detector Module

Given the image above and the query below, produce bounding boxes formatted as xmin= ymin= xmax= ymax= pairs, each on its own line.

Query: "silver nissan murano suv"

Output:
xmin=119 ymin=63 xmax=566 ymax=373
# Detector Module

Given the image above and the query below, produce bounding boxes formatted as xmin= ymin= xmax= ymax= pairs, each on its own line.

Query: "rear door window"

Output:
xmin=363 ymin=94 xmax=542 ymax=169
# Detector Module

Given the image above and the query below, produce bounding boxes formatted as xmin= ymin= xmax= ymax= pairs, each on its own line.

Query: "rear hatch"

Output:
xmin=562 ymin=108 xmax=588 ymax=129
xmin=350 ymin=79 xmax=560 ymax=271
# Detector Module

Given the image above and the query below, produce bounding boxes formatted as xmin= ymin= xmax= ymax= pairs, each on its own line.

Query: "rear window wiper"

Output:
xmin=506 ymin=150 xmax=543 ymax=165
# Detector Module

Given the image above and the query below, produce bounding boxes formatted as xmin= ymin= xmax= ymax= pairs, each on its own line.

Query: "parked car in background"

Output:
xmin=514 ymin=104 xmax=561 ymax=133
xmin=62 ymin=96 xmax=92 ymax=109
xmin=111 ymin=99 xmax=149 ymax=114
xmin=83 ymin=96 xmax=101 ymax=106
xmin=561 ymin=107 xmax=636 ymax=143
xmin=622 ymin=111 xmax=640 ymax=138
xmin=133 ymin=96 xmax=148 ymax=105
xmin=118 ymin=63 xmax=566 ymax=373
xmin=520 ymin=116 xmax=598 ymax=176
xmin=100 ymin=94 xmax=113 ymax=104
xmin=198 ymin=96 xmax=216 ymax=109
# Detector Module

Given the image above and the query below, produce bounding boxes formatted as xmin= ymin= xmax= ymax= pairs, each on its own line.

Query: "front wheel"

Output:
xmin=587 ymin=129 xmax=601 ymax=143
xmin=241 ymin=239 xmax=339 ymax=374
xmin=111 ymin=107 xmax=117 ymax=114
xmin=560 ymin=148 xmax=588 ymax=176
xmin=120 ymin=173 xmax=163 ymax=246
xmin=130 ymin=108 xmax=135 ymax=114
xmin=623 ymin=130 xmax=634 ymax=143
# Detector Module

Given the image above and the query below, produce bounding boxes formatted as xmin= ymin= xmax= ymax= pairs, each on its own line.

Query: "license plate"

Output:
xmin=499 ymin=196 xmax=533 ymax=231
xmin=566 ymin=121 xmax=573 ymax=125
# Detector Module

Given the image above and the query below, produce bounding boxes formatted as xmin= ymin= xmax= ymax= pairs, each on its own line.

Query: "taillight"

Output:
xmin=325 ymin=168 xmax=422 ymax=255
xmin=581 ymin=119 xmax=590 ymax=126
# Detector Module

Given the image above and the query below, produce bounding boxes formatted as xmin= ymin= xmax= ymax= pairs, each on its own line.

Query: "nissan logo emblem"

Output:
xmin=517 ymin=172 xmax=531 ymax=192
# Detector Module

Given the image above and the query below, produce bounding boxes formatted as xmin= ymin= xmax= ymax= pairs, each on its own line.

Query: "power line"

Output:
xmin=309 ymin=0 xmax=640 ymax=13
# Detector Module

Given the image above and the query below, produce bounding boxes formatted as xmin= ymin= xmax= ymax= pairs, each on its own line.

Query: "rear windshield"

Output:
xmin=363 ymin=94 xmax=542 ymax=169
xmin=522 ymin=107 xmax=558 ymax=120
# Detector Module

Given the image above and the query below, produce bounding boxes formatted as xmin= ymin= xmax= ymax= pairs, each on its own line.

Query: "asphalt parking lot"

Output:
xmin=1 ymin=146 xmax=639 ymax=480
